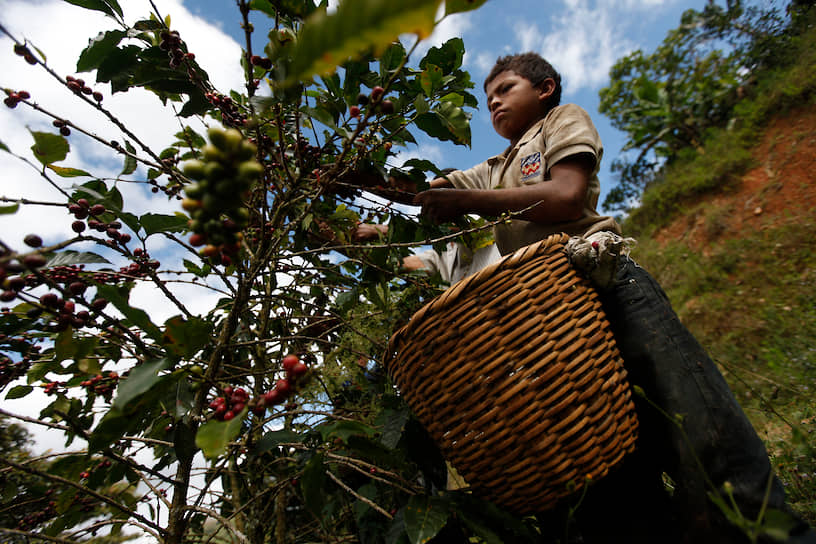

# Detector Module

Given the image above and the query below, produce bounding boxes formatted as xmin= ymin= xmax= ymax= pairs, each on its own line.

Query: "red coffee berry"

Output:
xmin=282 ymin=354 xmax=299 ymax=372
xmin=349 ymin=105 xmax=360 ymax=118
xmin=89 ymin=204 xmax=106 ymax=216
xmin=71 ymin=220 xmax=86 ymax=233
xmin=90 ymin=298 xmax=108 ymax=312
xmin=68 ymin=281 xmax=87 ymax=295
xmin=371 ymin=86 xmax=384 ymax=102
xmin=380 ymin=100 xmax=394 ymax=115
xmin=274 ymin=378 xmax=291 ymax=396
xmin=23 ymin=254 xmax=46 ymax=269
xmin=290 ymin=362 xmax=308 ymax=378
xmin=17 ymin=90 xmax=30 ymax=100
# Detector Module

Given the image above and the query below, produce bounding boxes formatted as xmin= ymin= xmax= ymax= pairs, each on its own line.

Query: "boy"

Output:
xmin=413 ymin=53 xmax=815 ymax=543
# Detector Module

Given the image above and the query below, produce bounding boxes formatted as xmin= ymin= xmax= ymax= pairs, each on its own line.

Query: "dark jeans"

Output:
xmin=567 ymin=257 xmax=814 ymax=543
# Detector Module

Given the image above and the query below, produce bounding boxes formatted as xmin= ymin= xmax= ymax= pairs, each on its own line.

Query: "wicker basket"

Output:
xmin=384 ymin=233 xmax=638 ymax=514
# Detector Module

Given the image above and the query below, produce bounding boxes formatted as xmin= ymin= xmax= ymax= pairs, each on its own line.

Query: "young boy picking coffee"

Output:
xmin=413 ymin=52 xmax=815 ymax=543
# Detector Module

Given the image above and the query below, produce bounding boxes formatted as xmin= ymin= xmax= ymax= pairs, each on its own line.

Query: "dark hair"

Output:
xmin=484 ymin=52 xmax=562 ymax=110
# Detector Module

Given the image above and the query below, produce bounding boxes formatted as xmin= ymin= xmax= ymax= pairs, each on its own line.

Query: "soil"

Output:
xmin=653 ymin=106 xmax=816 ymax=252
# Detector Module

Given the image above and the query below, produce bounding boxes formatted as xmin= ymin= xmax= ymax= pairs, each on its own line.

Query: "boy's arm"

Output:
xmin=414 ymin=153 xmax=593 ymax=225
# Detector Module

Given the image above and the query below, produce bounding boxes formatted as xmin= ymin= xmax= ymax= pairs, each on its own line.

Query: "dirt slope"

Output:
xmin=653 ymin=106 xmax=816 ymax=251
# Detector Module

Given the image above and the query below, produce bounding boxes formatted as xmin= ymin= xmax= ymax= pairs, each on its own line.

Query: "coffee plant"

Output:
xmin=0 ymin=0 xmax=547 ymax=542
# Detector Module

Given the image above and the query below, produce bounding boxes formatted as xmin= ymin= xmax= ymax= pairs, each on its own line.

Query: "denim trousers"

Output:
xmin=564 ymin=257 xmax=812 ymax=543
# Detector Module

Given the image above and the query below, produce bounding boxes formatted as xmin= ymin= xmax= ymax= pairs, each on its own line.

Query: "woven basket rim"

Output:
xmin=387 ymin=232 xmax=571 ymax=356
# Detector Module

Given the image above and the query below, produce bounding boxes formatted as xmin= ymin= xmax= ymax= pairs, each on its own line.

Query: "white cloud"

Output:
xmin=508 ymin=1 xmax=637 ymax=93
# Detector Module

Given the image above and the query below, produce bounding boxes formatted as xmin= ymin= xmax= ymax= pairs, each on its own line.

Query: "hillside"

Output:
xmin=625 ymin=104 xmax=816 ymax=523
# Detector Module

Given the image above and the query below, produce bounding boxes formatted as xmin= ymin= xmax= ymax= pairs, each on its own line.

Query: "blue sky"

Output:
xmin=186 ymin=0 xmax=708 ymax=212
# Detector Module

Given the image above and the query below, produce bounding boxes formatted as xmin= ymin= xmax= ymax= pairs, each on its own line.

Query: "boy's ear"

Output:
xmin=536 ymin=78 xmax=556 ymax=104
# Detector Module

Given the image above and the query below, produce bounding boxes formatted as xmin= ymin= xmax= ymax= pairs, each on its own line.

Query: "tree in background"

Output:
xmin=597 ymin=0 xmax=812 ymax=213
xmin=0 ymin=0 xmax=547 ymax=542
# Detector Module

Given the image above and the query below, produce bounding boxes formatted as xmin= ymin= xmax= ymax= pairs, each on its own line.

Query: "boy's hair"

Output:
xmin=484 ymin=52 xmax=562 ymax=111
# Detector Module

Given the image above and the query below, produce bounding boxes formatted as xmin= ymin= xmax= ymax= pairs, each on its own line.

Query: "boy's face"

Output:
xmin=486 ymin=70 xmax=553 ymax=144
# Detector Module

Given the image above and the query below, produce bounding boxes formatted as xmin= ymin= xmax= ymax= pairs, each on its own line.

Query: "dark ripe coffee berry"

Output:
xmin=250 ymin=55 xmax=262 ymax=65
xmin=356 ymin=92 xmax=369 ymax=106
xmin=8 ymin=276 xmax=26 ymax=291
xmin=17 ymin=91 xmax=30 ymax=100
xmin=68 ymin=281 xmax=87 ymax=295
xmin=13 ymin=44 xmax=27 ymax=56
xmin=40 ymin=293 xmax=59 ymax=307
xmin=4 ymin=97 xmax=19 ymax=109
xmin=77 ymin=199 xmax=89 ymax=208
xmin=24 ymin=54 xmax=37 ymax=65
xmin=26 ymin=307 xmax=43 ymax=319
xmin=0 ymin=291 xmax=16 ymax=303
xmin=371 ymin=86 xmax=384 ymax=102
xmin=93 ymin=92 xmax=103 ymax=102
xmin=380 ymin=100 xmax=394 ymax=115
xmin=23 ymin=254 xmax=47 ymax=269
xmin=119 ymin=233 xmax=131 ymax=244
xmin=259 ymin=57 xmax=272 ymax=70
xmin=89 ymin=204 xmax=106 ymax=216
xmin=90 ymin=298 xmax=108 ymax=312
xmin=53 ymin=119 xmax=65 ymax=128
xmin=72 ymin=220 xmax=86 ymax=233
xmin=60 ymin=126 xmax=71 ymax=136
xmin=23 ymin=234 xmax=43 ymax=248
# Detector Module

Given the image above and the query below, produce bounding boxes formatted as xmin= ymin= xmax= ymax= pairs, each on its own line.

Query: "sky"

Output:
xmin=0 ymin=0 xmax=709 ymax=447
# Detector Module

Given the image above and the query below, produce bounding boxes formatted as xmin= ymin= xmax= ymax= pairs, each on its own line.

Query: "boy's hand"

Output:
xmin=413 ymin=189 xmax=467 ymax=224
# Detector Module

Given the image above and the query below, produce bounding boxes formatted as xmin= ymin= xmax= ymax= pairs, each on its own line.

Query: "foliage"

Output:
xmin=597 ymin=0 xmax=810 ymax=213
xmin=615 ymin=1 xmax=816 ymax=233
xmin=0 ymin=1 xmax=522 ymax=542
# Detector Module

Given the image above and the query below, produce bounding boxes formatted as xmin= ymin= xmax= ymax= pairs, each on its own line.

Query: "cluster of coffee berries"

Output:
xmin=80 ymin=371 xmax=120 ymax=400
xmin=159 ymin=30 xmax=194 ymax=69
xmin=13 ymin=43 xmax=37 ymax=64
xmin=37 ymin=292 xmax=95 ymax=331
xmin=68 ymin=199 xmax=132 ymax=246
xmin=65 ymin=76 xmax=103 ymax=102
xmin=42 ymin=380 xmax=67 ymax=396
xmin=204 ymin=92 xmax=247 ymax=127
xmin=208 ymin=386 xmax=250 ymax=421
xmin=354 ymin=86 xmax=395 ymax=116
xmin=0 ymin=354 xmax=31 ymax=389
xmin=182 ymin=128 xmax=263 ymax=262
xmin=4 ymin=90 xmax=30 ymax=109
xmin=249 ymin=54 xmax=273 ymax=70
xmin=262 ymin=354 xmax=309 ymax=406
xmin=53 ymin=119 xmax=71 ymax=136
xmin=16 ymin=495 xmax=57 ymax=531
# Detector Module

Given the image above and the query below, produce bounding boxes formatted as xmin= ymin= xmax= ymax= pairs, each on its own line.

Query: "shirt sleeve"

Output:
xmin=446 ymin=160 xmax=491 ymax=190
xmin=543 ymin=104 xmax=602 ymax=174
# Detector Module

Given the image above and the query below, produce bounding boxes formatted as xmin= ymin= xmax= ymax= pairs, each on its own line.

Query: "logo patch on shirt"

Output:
xmin=520 ymin=152 xmax=541 ymax=181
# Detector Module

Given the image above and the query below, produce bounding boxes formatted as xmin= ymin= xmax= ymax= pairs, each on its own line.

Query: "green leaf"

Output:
xmin=195 ymin=407 xmax=246 ymax=459
xmin=419 ymin=37 xmax=464 ymax=74
xmin=255 ymin=429 xmax=302 ymax=454
xmin=77 ymin=30 xmax=127 ymax=72
xmin=404 ymin=495 xmax=450 ymax=544
xmin=0 ymin=139 xmax=9 ymax=152
xmin=63 ymin=0 xmax=123 ymax=18
xmin=45 ymin=251 xmax=111 ymax=267
xmin=436 ymin=101 xmax=471 ymax=145
xmin=301 ymin=453 xmax=327 ymax=516
xmin=141 ymin=213 xmax=189 ymax=235
xmin=54 ymin=329 xmax=98 ymax=362
xmin=120 ymin=141 xmax=137 ymax=175
xmin=47 ymin=165 xmax=92 ymax=178
xmin=420 ymin=64 xmax=444 ymax=97
xmin=0 ymin=203 xmax=19 ymax=215
xmin=5 ymin=385 xmax=33 ymax=400
xmin=284 ymin=0 xmax=441 ymax=86
xmin=96 ymin=284 xmax=163 ymax=343
xmin=319 ymin=420 xmax=377 ymax=442
xmin=162 ymin=316 xmax=213 ymax=359
xmin=29 ymin=130 xmax=69 ymax=165
xmin=376 ymin=407 xmax=411 ymax=449
xmin=112 ymin=358 xmax=172 ymax=410
xmin=444 ymin=0 xmax=489 ymax=16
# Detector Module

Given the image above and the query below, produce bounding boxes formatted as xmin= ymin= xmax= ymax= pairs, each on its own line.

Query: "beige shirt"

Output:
xmin=416 ymin=241 xmax=502 ymax=284
xmin=447 ymin=104 xmax=621 ymax=255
